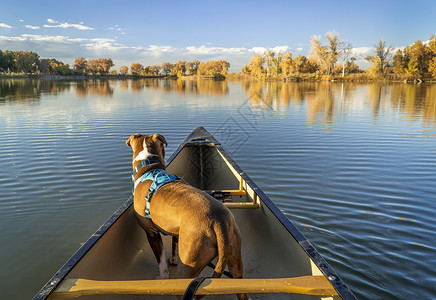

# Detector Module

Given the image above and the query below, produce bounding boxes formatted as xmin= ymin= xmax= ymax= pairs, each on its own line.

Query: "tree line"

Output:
xmin=123 ymin=59 xmax=229 ymax=78
xmin=242 ymin=33 xmax=436 ymax=80
xmin=2 ymin=32 xmax=435 ymax=80
xmin=0 ymin=50 xmax=230 ymax=78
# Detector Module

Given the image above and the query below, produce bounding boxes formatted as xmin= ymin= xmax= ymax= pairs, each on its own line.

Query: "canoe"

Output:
xmin=34 ymin=127 xmax=357 ymax=300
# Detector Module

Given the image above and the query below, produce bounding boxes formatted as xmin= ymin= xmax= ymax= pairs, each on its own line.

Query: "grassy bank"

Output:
xmin=226 ymin=72 xmax=436 ymax=83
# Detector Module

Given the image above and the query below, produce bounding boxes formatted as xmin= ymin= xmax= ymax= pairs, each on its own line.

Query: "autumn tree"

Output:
xmin=392 ymin=49 xmax=407 ymax=75
xmin=264 ymin=50 xmax=275 ymax=77
xmin=149 ymin=64 xmax=161 ymax=75
xmin=130 ymin=63 xmax=143 ymax=75
xmin=243 ymin=54 xmax=264 ymax=77
xmin=280 ymin=52 xmax=296 ymax=75
xmin=345 ymin=59 xmax=363 ymax=74
xmin=293 ymin=56 xmax=319 ymax=74
xmin=310 ymin=31 xmax=341 ymax=76
xmin=429 ymin=58 xmax=436 ymax=78
xmin=186 ymin=60 xmax=200 ymax=75
xmin=404 ymin=40 xmax=431 ymax=78
xmin=272 ymin=51 xmax=283 ymax=76
xmin=174 ymin=60 xmax=186 ymax=77
xmin=405 ymin=60 xmax=419 ymax=78
xmin=87 ymin=59 xmax=99 ymax=75
xmin=161 ymin=62 xmax=174 ymax=76
xmin=218 ymin=60 xmax=230 ymax=75
xmin=98 ymin=58 xmax=114 ymax=74
xmin=74 ymin=57 xmax=87 ymax=74
xmin=119 ymin=65 xmax=129 ymax=75
xmin=428 ymin=35 xmax=436 ymax=78
xmin=197 ymin=60 xmax=230 ymax=77
xmin=366 ymin=39 xmax=393 ymax=77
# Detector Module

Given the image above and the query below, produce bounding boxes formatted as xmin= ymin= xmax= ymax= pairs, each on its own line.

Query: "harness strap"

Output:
xmin=132 ymin=157 xmax=162 ymax=177
xmin=132 ymin=169 xmax=180 ymax=218
xmin=182 ymin=277 xmax=209 ymax=300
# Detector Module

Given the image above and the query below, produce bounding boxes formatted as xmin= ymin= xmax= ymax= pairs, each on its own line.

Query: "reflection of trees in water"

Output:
xmin=389 ymin=84 xmax=436 ymax=124
xmin=423 ymin=86 xmax=436 ymax=124
xmin=0 ymin=79 xmax=71 ymax=103
xmin=2 ymin=78 xmax=435 ymax=126
xmin=75 ymin=80 xmax=114 ymax=98
xmin=127 ymin=78 xmax=229 ymax=96
xmin=304 ymin=83 xmax=335 ymax=122
xmin=242 ymin=80 xmax=340 ymax=123
xmin=241 ymin=80 xmax=436 ymax=126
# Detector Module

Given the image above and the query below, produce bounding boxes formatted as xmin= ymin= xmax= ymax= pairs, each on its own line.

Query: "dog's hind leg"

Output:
xmin=168 ymin=236 xmax=179 ymax=266
xmin=136 ymin=215 xmax=169 ymax=279
xmin=145 ymin=230 xmax=169 ymax=279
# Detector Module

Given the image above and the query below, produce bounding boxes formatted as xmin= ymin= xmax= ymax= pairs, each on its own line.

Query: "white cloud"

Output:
xmin=0 ymin=23 xmax=13 ymax=29
xmin=249 ymin=47 xmax=267 ymax=54
xmin=25 ymin=25 xmax=40 ymax=30
xmin=0 ymin=35 xmax=26 ymax=41
xmin=248 ymin=46 xmax=290 ymax=55
xmin=295 ymin=47 xmax=303 ymax=52
xmin=19 ymin=20 xmax=24 ymax=23
xmin=81 ymin=38 xmax=130 ymax=51
xmin=44 ymin=19 xmax=94 ymax=30
xmin=20 ymin=34 xmax=85 ymax=43
xmin=146 ymin=45 xmax=177 ymax=55
xmin=351 ymin=46 xmax=373 ymax=59
xmin=186 ymin=45 xmax=247 ymax=55
xmin=109 ymin=24 xmax=126 ymax=34
xmin=271 ymin=45 xmax=290 ymax=53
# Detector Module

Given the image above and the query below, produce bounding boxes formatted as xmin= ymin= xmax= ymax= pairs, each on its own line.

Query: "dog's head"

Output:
xmin=126 ymin=133 xmax=168 ymax=164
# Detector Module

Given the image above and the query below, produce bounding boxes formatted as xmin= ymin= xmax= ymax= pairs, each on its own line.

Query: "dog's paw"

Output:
xmin=167 ymin=257 xmax=178 ymax=266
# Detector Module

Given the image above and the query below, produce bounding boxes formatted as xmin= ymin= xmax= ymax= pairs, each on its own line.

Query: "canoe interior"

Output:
xmin=48 ymin=144 xmax=341 ymax=300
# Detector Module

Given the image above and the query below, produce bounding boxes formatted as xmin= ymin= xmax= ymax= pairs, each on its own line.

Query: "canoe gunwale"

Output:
xmin=33 ymin=126 xmax=357 ymax=300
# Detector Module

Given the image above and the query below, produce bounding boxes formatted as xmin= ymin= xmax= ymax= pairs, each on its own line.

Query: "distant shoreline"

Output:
xmin=0 ymin=74 xmax=164 ymax=80
xmin=1 ymin=73 xmax=435 ymax=84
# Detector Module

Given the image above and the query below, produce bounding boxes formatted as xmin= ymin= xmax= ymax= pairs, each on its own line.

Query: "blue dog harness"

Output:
xmin=132 ymin=162 xmax=180 ymax=218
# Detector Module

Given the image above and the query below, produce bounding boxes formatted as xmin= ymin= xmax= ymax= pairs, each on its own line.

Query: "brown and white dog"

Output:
xmin=126 ymin=133 xmax=247 ymax=299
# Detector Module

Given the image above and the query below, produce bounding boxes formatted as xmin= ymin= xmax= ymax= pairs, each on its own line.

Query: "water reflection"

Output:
xmin=242 ymin=81 xmax=436 ymax=126
xmin=127 ymin=78 xmax=229 ymax=96
xmin=1 ymin=78 xmax=435 ymax=126
xmin=0 ymin=79 xmax=71 ymax=102
xmin=75 ymin=80 xmax=114 ymax=98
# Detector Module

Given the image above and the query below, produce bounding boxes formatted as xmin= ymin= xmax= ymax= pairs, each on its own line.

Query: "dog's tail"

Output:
xmin=212 ymin=221 xmax=231 ymax=277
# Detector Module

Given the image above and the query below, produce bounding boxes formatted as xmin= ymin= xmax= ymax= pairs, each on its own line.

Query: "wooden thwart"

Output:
xmin=51 ymin=276 xmax=338 ymax=298
xmin=224 ymin=202 xmax=260 ymax=209
xmin=206 ymin=177 xmax=261 ymax=209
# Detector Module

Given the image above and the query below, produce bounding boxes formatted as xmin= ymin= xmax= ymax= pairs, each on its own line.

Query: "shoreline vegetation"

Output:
xmin=1 ymin=33 xmax=435 ymax=83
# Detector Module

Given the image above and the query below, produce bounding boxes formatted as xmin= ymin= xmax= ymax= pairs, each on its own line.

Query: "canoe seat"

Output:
xmin=51 ymin=276 xmax=338 ymax=298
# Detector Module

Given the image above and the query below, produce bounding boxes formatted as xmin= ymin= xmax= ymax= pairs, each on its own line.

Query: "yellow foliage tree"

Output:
xmin=119 ymin=65 xmax=129 ymax=75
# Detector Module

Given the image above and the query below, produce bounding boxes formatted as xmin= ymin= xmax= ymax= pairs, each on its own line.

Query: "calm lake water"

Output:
xmin=1 ymin=78 xmax=436 ymax=299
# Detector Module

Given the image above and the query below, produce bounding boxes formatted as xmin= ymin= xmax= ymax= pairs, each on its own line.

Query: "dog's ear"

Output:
xmin=126 ymin=134 xmax=141 ymax=148
xmin=153 ymin=133 xmax=168 ymax=148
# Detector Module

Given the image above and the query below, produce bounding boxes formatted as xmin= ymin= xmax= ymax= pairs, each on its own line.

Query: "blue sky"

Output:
xmin=1 ymin=0 xmax=435 ymax=72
